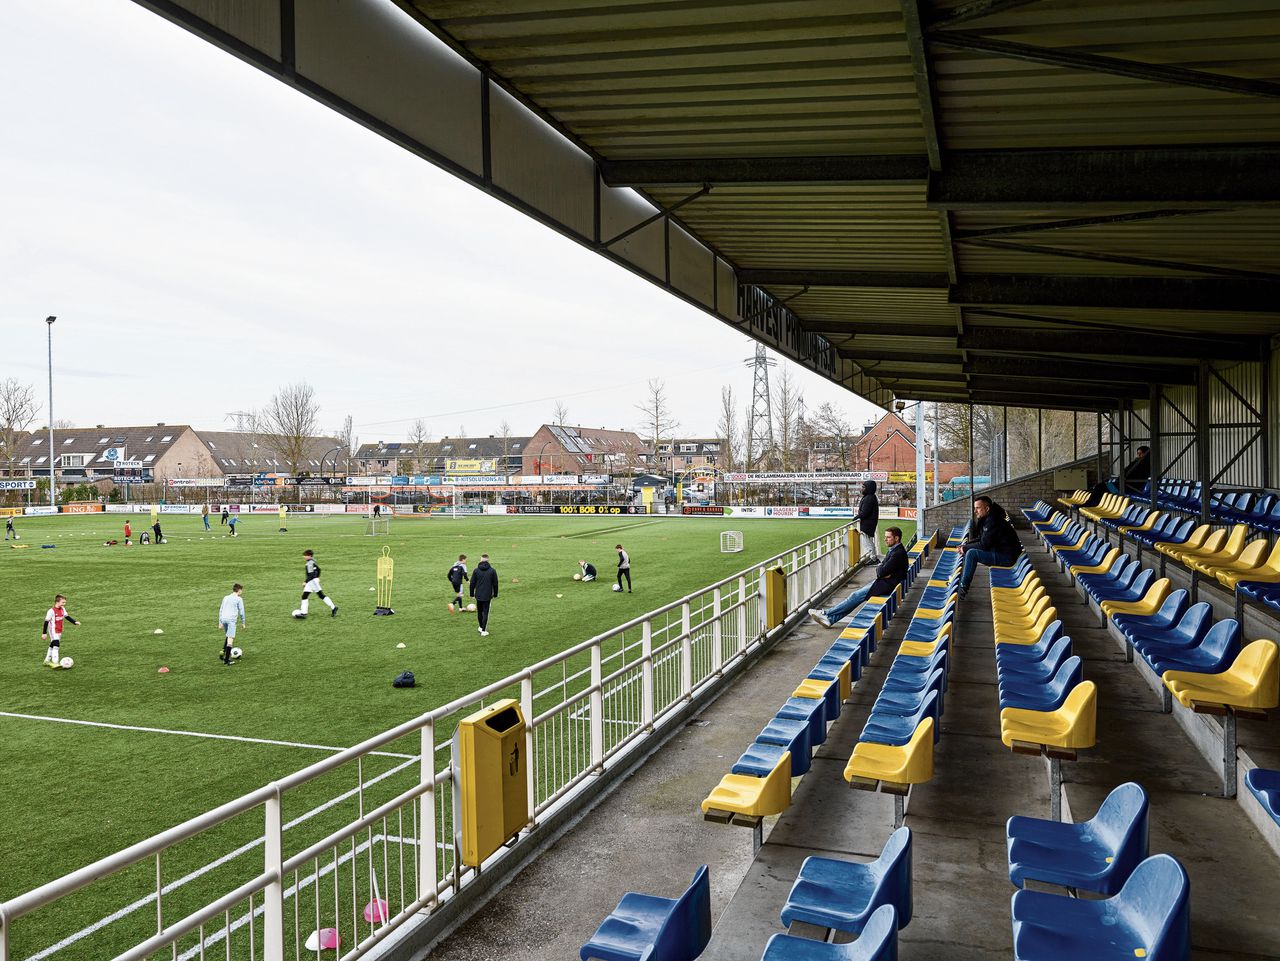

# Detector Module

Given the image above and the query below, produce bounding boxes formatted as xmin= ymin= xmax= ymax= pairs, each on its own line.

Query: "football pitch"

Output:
xmin=0 ymin=511 xmax=911 ymax=958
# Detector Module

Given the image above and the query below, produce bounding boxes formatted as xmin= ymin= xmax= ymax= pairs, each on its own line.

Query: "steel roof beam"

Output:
xmin=928 ymin=32 xmax=1280 ymax=101
xmin=964 ymin=355 xmax=1197 ymax=386
xmin=838 ymin=349 xmax=962 ymax=365
xmin=599 ymin=155 xmax=929 ymax=187
xmin=965 ymin=375 xmax=1146 ymax=399
xmin=740 ymin=269 xmax=949 ymax=288
xmin=951 ymin=274 xmax=1280 ymax=312
xmin=900 ymin=389 xmax=1118 ymax=411
xmin=931 ymin=147 xmax=1280 ymax=208
xmin=959 ymin=327 xmax=1263 ymax=361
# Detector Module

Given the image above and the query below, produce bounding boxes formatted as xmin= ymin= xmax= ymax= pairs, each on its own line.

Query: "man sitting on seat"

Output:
xmin=809 ymin=527 xmax=908 ymax=628
xmin=958 ymin=496 xmax=1022 ymax=598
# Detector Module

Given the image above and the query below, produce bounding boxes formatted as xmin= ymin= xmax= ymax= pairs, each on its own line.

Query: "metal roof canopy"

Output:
xmin=133 ymin=0 xmax=1280 ymax=410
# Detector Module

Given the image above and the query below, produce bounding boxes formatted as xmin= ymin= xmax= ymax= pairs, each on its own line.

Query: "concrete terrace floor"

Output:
xmin=423 ymin=534 xmax=1280 ymax=961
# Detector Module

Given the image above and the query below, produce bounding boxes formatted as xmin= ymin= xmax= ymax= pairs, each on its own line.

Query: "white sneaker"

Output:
xmin=808 ymin=610 xmax=828 ymax=628
xmin=480 ymin=630 xmax=490 ymax=637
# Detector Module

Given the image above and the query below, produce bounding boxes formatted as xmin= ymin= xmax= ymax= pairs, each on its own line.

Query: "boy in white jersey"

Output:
xmin=41 ymin=594 xmax=80 ymax=668
xmin=218 ymin=583 xmax=246 ymax=665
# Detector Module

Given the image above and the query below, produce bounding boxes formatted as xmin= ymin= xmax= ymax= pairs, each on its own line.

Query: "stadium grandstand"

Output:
xmin=3 ymin=3 xmax=1277 ymax=961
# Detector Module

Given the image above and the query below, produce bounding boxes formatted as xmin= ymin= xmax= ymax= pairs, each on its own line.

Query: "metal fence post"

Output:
xmin=641 ymin=619 xmax=654 ymax=729
xmin=737 ymin=575 xmax=748 ymax=653
xmin=680 ymin=601 xmax=693 ymax=699
xmin=711 ymin=587 xmax=723 ymax=673
xmin=263 ymin=789 xmax=284 ymax=961
xmin=590 ymin=644 xmax=604 ymax=770
xmin=420 ymin=720 xmax=438 ymax=907
xmin=521 ymin=676 xmax=537 ymax=826
xmin=757 ymin=567 xmax=768 ymax=636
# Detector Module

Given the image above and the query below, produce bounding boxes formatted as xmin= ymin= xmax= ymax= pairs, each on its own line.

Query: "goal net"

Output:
xmin=366 ymin=516 xmax=391 ymax=536
xmin=720 ymin=530 xmax=744 ymax=553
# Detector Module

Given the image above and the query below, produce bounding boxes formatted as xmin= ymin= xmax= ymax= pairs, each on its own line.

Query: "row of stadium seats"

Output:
xmin=581 ymin=829 xmax=914 ymax=960
xmin=842 ymin=525 xmax=973 ymax=824
xmin=1006 ymin=782 xmax=1192 ymax=961
xmin=1047 ymin=495 xmax=1280 ymax=619
xmin=987 ymin=554 xmax=1097 ymax=817
xmin=1059 ymin=481 xmax=1280 ymax=533
xmin=1027 ymin=501 xmax=1279 ymax=803
xmin=698 ymin=532 xmax=936 ymax=832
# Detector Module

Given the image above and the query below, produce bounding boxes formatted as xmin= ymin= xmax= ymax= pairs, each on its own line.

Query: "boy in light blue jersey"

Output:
xmin=217 ymin=583 xmax=246 ymax=665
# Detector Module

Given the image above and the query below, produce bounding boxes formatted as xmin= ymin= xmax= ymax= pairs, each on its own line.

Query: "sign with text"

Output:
xmin=0 ymin=479 xmax=37 ymax=491
xmin=444 ymin=458 xmax=494 ymax=475
xmin=721 ymin=471 xmax=888 ymax=485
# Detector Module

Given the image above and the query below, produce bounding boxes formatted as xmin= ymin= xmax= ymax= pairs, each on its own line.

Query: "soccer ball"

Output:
xmin=292 ymin=610 xmax=305 ymax=619
xmin=466 ymin=603 xmax=477 ymax=612
xmin=60 ymin=656 xmax=74 ymax=669
xmin=573 ymin=573 xmax=581 ymax=580
xmin=230 ymin=647 xmax=243 ymax=660
xmin=612 ymin=584 xmax=622 ymax=592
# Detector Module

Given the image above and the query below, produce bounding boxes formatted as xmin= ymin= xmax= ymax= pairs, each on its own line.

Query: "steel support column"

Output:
xmin=1197 ymin=361 xmax=1212 ymax=523
xmin=1150 ymin=384 xmax=1162 ymax=509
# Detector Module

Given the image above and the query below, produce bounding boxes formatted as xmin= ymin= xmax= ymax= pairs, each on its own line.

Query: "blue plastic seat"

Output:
xmin=1007 ymin=782 xmax=1148 ymax=895
xmin=780 ymin=828 xmax=912 ymax=935
xmin=1076 ymin=556 xmax=1134 ymax=594
xmin=779 ymin=696 xmax=829 ymax=747
xmin=995 ymin=622 xmax=1066 ymax=666
xmin=1120 ymin=601 xmax=1211 ymax=646
xmin=1089 ymin=568 xmax=1155 ymax=605
xmin=1244 ymin=768 xmax=1280 ymax=826
xmin=1141 ymin=619 xmax=1241 ymax=677
xmin=758 ymin=716 xmax=812 ymax=776
xmin=873 ymin=668 xmax=945 ymax=718
xmin=997 ymin=637 xmax=1073 ymax=681
xmin=883 ymin=661 xmax=948 ymax=696
xmin=1011 ymin=854 xmax=1189 ymax=961
xmin=1111 ymin=591 xmax=1189 ymax=637
xmin=998 ymin=656 xmax=1083 ymax=712
xmin=861 ymin=690 xmax=940 ymax=746
xmin=732 ymin=740 xmax=791 ymax=778
xmin=760 ymin=904 xmax=897 ymax=961
xmin=903 ymin=616 xmax=952 ymax=643
xmin=580 ymin=864 xmax=712 ymax=961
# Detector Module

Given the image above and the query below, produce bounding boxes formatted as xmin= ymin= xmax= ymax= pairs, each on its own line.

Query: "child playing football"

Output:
xmin=447 ymin=554 xmax=469 ymax=613
xmin=41 ymin=594 xmax=80 ymax=668
xmin=218 ymin=583 xmax=246 ymax=665
xmin=294 ymin=549 xmax=337 ymax=618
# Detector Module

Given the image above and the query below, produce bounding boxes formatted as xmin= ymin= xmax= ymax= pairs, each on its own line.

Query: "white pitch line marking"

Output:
xmin=0 ymin=712 xmax=416 ymax=759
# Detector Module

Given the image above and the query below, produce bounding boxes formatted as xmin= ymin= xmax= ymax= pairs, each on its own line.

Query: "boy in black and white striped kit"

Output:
xmin=293 ymin=550 xmax=338 ymax=619
xmin=447 ymin=554 xmax=469 ymax=613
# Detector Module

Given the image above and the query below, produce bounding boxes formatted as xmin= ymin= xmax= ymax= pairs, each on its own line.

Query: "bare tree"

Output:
xmin=772 ymin=365 xmax=801 ymax=471
xmin=812 ymin=402 xmax=857 ymax=471
xmin=262 ymin=383 xmax=320 ymax=484
xmin=498 ymin=419 xmax=513 ymax=476
xmin=52 ymin=418 xmax=75 ymax=429
xmin=337 ymin=414 xmax=357 ymax=473
xmin=636 ymin=379 xmax=679 ymax=478
xmin=716 ymin=385 xmax=740 ymax=471
xmin=552 ymin=400 xmax=570 ymax=427
xmin=0 ymin=378 xmax=37 ymax=478
xmin=406 ymin=418 xmax=431 ymax=475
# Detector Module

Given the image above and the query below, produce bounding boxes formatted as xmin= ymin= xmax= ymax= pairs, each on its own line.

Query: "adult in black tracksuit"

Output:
xmin=810 ymin=526 xmax=909 ymax=627
xmin=856 ymin=479 xmax=880 ymax=559
xmin=959 ymin=496 xmax=1022 ymax=595
xmin=469 ymin=554 xmax=499 ymax=636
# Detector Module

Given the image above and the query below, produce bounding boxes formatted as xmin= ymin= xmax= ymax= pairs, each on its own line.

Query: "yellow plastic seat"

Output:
xmin=926 ymin=578 xmax=951 ymax=588
xmin=1155 ymin=524 xmax=1214 ymax=560
xmin=701 ymin=751 xmax=792 ymax=818
xmin=840 ymin=625 xmax=873 ymax=644
xmin=1056 ymin=490 xmax=1088 ymax=508
xmin=1118 ymin=512 xmax=1163 ymax=535
xmin=991 ymin=575 xmax=1043 ymax=600
xmin=1163 ymin=640 xmax=1279 ymax=712
xmin=993 ymin=584 xmax=1047 ymax=615
xmin=1069 ymin=547 xmax=1122 ymax=578
xmin=844 ymin=717 xmax=934 ymax=787
xmin=1101 ymin=579 xmax=1171 ymax=618
xmin=994 ymin=595 xmax=1053 ymax=631
xmin=995 ymin=609 xmax=1059 ymax=647
xmin=794 ymin=675 xmax=842 ymax=706
xmin=898 ymin=634 xmax=948 ymax=658
xmin=1049 ymin=532 xmax=1090 ymax=557
xmin=1189 ymin=535 xmax=1266 ymax=577
xmin=1216 ymin=539 xmax=1280 ymax=590
xmin=1082 ymin=495 xmax=1129 ymax=523
xmin=1176 ymin=524 xmax=1247 ymax=570
xmin=1000 ymin=681 xmax=1097 ymax=751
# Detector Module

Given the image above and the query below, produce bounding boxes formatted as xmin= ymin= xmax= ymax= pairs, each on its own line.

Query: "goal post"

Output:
xmin=366 ymin=516 xmax=391 ymax=536
xmin=720 ymin=530 xmax=743 ymax=553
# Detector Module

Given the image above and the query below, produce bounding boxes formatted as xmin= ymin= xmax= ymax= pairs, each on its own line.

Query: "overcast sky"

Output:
xmin=0 ymin=0 xmax=883 ymax=445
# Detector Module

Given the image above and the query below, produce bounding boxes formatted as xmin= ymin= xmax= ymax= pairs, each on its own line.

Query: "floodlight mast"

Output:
xmin=46 ymin=316 xmax=56 ymax=507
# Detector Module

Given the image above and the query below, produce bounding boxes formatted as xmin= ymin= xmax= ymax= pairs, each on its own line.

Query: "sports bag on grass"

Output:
xmin=392 ymin=670 xmax=415 ymax=688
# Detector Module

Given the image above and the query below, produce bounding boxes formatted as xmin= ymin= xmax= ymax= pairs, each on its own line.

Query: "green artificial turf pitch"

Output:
xmin=0 ymin=511 xmax=911 ymax=958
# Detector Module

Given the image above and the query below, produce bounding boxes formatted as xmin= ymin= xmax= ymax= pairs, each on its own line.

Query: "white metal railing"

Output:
xmin=0 ymin=524 xmax=857 ymax=961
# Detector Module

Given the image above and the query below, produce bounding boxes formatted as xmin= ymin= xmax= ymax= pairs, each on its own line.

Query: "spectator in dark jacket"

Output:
xmin=469 ymin=554 xmax=499 ymax=636
xmin=856 ymin=480 xmax=880 ymax=560
xmin=1083 ymin=446 xmax=1150 ymax=505
xmin=959 ymin=496 xmax=1022 ymax=596
xmin=809 ymin=527 xmax=909 ymax=628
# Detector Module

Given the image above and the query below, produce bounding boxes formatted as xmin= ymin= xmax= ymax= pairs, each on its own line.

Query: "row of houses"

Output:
xmin=0 ymin=413 xmax=964 ymax=489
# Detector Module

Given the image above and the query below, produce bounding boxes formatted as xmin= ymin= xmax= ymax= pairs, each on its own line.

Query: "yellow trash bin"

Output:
xmin=457 ymin=698 xmax=528 ymax=867
xmin=765 ymin=566 xmax=788 ymax=629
